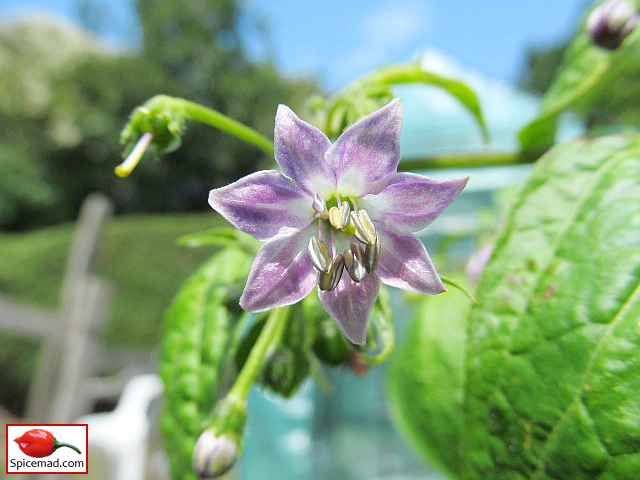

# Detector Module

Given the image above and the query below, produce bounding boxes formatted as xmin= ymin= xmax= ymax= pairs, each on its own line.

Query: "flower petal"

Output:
xmin=240 ymin=227 xmax=317 ymax=311
xmin=318 ymin=274 xmax=379 ymax=345
xmin=325 ymin=99 xmax=402 ymax=197
xmin=362 ymin=173 xmax=469 ymax=232
xmin=209 ymin=170 xmax=313 ymax=241
xmin=275 ymin=105 xmax=335 ymax=195
xmin=376 ymin=227 xmax=446 ymax=294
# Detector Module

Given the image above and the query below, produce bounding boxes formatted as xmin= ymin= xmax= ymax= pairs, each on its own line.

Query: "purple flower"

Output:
xmin=209 ymin=99 xmax=467 ymax=344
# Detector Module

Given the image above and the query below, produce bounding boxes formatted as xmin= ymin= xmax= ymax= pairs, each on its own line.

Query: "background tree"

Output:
xmin=0 ymin=0 xmax=317 ymax=230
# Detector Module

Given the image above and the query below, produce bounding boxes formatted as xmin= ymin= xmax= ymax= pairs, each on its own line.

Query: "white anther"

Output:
xmin=308 ymin=236 xmax=331 ymax=274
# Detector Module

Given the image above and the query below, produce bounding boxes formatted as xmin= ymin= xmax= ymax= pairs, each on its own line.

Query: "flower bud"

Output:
xmin=587 ymin=0 xmax=638 ymax=50
xmin=192 ymin=430 xmax=238 ymax=478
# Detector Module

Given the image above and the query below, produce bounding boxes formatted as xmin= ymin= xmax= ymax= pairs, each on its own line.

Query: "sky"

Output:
xmin=2 ymin=0 xmax=592 ymax=91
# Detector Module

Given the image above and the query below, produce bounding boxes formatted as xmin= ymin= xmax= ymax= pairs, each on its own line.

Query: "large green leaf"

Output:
xmin=462 ymin=134 xmax=640 ymax=479
xmin=159 ymin=248 xmax=253 ymax=480
xmin=387 ymin=287 xmax=470 ymax=478
xmin=518 ymin=0 xmax=640 ymax=151
xmin=388 ymin=134 xmax=640 ymax=479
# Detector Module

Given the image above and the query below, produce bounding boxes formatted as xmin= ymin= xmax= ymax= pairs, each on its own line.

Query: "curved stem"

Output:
xmin=179 ymin=98 xmax=274 ymax=156
xmin=227 ymin=307 xmax=289 ymax=403
xmin=398 ymin=150 xmax=540 ymax=171
xmin=54 ymin=440 xmax=81 ymax=455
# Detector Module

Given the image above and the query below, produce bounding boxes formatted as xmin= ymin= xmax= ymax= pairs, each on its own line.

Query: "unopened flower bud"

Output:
xmin=587 ymin=0 xmax=638 ymax=50
xmin=193 ymin=431 xmax=238 ymax=478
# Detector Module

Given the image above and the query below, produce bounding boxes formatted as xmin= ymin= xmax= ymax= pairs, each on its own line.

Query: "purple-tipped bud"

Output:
xmin=587 ymin=0 xmax=638 ymax=50
xmin=465 ymin=243 xmax=494 ymax=285
xmin=193 ymin=431 xmax=238 ymax=478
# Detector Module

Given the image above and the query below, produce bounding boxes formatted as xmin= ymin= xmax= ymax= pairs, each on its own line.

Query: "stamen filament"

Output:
xmin=115 ymin=132 xmax=153 ymax=177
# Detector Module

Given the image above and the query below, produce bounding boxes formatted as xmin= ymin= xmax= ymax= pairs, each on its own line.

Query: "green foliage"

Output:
xmin=159 ymin=248 xmax=253 ymax=480
xmin=519 ymin=0 xmax=640 ymax=151
xmin=309 ymin=63 xmax=487 ymax=141
xmin=389 ymin=134 xmax=640 ymax=479
xmin=387 ymin=287 xmax=470 ymax=478
xmin=0 ymin=5 xmax=317 ymax=230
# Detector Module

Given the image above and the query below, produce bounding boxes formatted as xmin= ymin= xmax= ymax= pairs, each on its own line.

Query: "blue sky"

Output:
xmin=3 ymin=0 xmax=591 ymax=90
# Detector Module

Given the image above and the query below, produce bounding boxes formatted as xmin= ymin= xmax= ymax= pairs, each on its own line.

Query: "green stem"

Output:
xmin=398 ymin=150 xmax=541 ymax=171
xmin=54 ymin=440 xmax=81 ymax=455
xmin=178 ymin=98 xmax=274 ymax=156
xmin=361 ymin=286 xmax=395 ymax=364
xmin=441 ymin=275 xmax=478 ymax=304
xmin=227 ymin=307 xmax=289 ymax=403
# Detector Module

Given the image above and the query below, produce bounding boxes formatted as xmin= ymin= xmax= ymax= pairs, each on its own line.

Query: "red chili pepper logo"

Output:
xmin=14 ymin=429 xmax=82 ymax=458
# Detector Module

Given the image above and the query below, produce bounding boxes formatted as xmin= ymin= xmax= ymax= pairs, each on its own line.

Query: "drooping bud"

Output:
xmin=318 ymin=254 xmax=345 ymax=291
xmin=308 ymin=236 xmax=331 ymax=274
xmin=344 ymin=243 xmax=367 ymax=282
xmin=193 ymin=430 xmax=238 ymax=478
xmin=587 ymin=0 xmax=638 ymax=50
xmin=364 ymin=232 xmax=381 ymax=273
xmin=328 ymin=203 xmax=351 ymax=230
xmin=350 ymin=209 xmax=376 ymax=245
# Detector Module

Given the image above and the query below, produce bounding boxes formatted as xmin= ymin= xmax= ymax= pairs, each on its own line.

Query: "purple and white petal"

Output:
xmin=240 ymin=227 xmax=317 ymax=312
xmin=209 ymin=170 xmax=313 ymax=242
xmin=275 ymin=105 xmax=336 ymax=196
xmin=325 ymin=99 xmax=402 ymax=197
xmin=318 ymin=274 xmax=380 ymax=345
xmin=362 ymin=173 xmax=469 ymax=232
xmin=376 ymin=227 xmax=446 ymax=294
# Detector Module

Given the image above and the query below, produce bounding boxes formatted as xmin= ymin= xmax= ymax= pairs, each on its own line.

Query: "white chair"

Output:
xmin=77 ymin=373 xmax=163 ymax=480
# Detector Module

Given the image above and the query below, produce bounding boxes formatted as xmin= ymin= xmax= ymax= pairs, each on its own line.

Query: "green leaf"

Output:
xmin=178 ymin=226 xmax=261 ymax=254
xmin=159 ymin=248 xmax=253 ymax=480
xmin=461 ymin=134 xmax=640 ymax=479
xmin=386 ymin=287 xmax=470 ymax=478
xmin=518 ymin=1 xmax=640 ymax=151
xmin=323 ymin=64 xmax=488 ymax=142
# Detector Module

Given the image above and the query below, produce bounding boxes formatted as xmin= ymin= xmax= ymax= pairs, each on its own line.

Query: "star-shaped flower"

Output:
xmin=209 ymin=99 xmax=468 ymax=344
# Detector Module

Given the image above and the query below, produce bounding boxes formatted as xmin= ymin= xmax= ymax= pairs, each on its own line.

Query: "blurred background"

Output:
xmin=1 ymin=0 xmax=633 ymax=478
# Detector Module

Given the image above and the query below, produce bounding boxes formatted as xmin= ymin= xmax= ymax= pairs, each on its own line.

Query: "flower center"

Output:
xmin=307 ymin=193 xmax=381 ymax=291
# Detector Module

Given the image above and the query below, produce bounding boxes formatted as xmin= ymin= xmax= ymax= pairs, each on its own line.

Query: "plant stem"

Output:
xmin=227 ymin=307 xmax=289 ymax=403
xmin=179 ymin=98 xmax=274 ymax=156
xmin=398 ymin=150 xmax=541 ymax=171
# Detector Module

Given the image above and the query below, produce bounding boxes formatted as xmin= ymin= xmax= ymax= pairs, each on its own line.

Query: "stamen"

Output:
xmin=351 ymin=209 xmax=376 ymax=244
xmin=308 ymin=236 xmax=331 ymax=274
xmin=344 ymin=243 xmax=366 ymax=282
xmin=328 ymin=203 xmax=350 ymax=230
xmin=364 ymin=232 xmax=381 ymax=273
xmin=313 ymin=193 xmax=328 ymax=219
xmin=115 ymin=132 xmax=153 ymax=177
xmin=318 ymin=254 xmax=344 ymax=291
